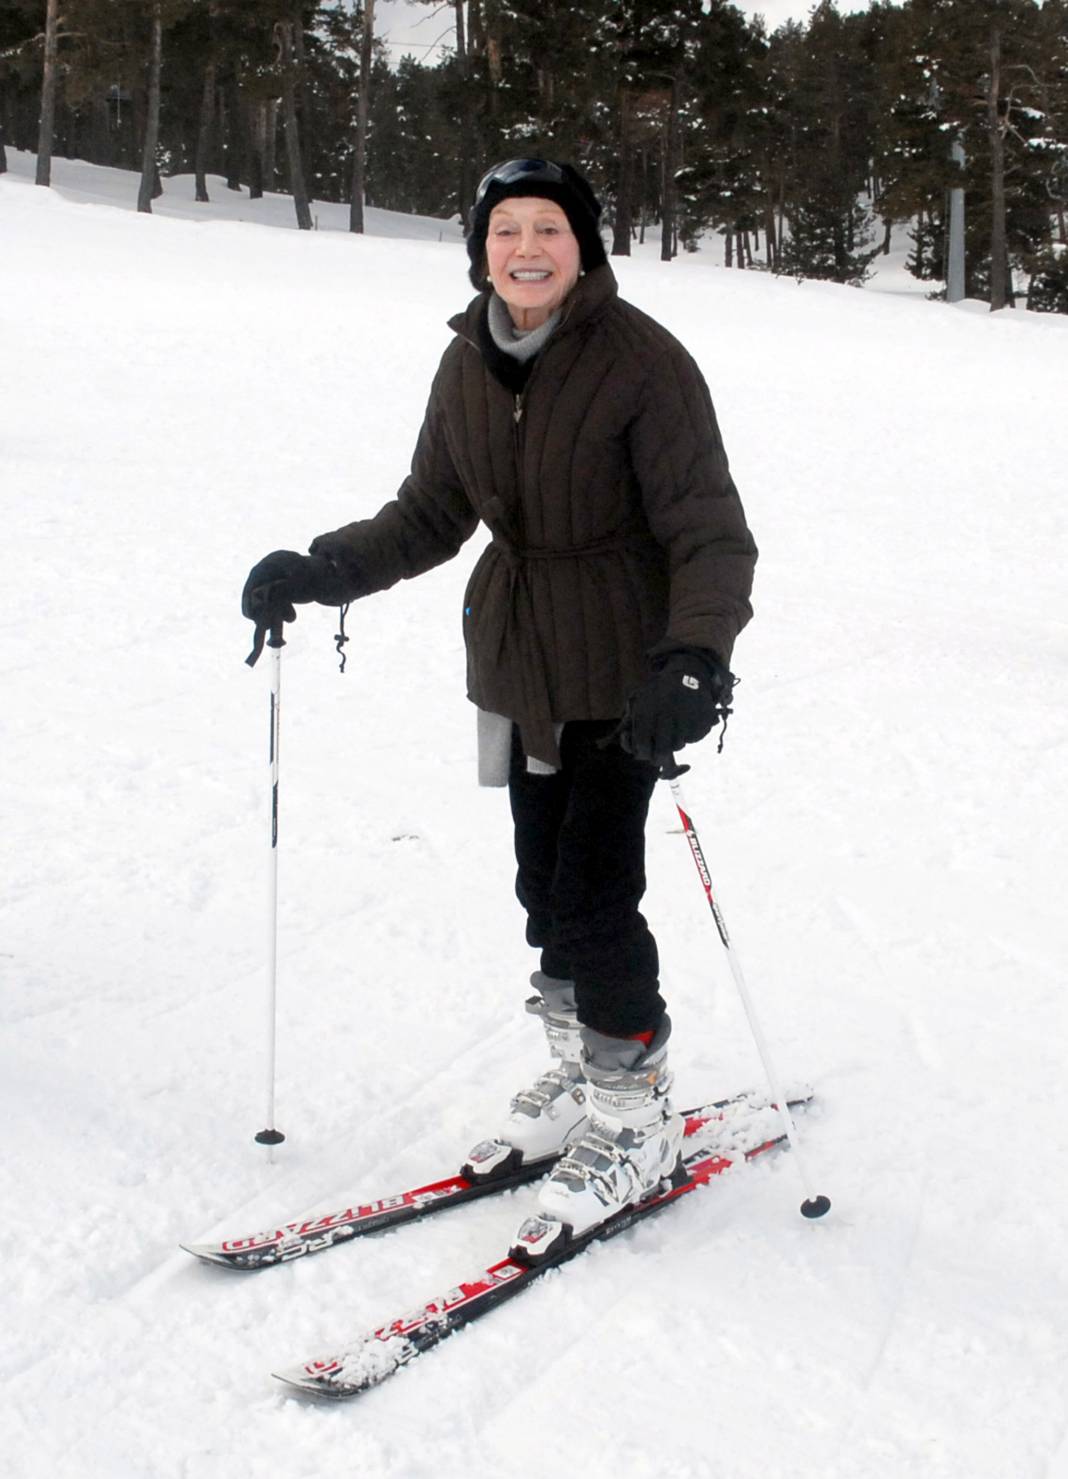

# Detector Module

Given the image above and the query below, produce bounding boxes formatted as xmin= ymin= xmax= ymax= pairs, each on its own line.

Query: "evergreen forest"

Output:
xmin=3 ymin=0 xmax=1067 ymax=311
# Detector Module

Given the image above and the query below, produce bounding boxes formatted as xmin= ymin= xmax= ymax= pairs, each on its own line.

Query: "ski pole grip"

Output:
xmin=658 ymin=756 xmax=690 ymax=781
xmin=245 ymin=622 xmax=288 ymax=667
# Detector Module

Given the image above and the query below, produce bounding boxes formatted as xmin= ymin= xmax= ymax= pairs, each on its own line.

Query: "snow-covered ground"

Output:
xmin=2 ymin=150 xmax=1067 ymax=1479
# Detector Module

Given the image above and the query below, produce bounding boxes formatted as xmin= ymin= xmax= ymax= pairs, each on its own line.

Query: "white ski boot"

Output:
xmin=462 ymin=974 xmax=590 ymax=1184
xmin=509 ymin=1020 xmax=684 ymax=1263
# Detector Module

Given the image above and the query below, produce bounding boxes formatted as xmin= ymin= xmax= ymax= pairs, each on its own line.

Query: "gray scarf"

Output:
xmin=487 ymin=293 xmax=562 ymax=362
xmin=477 ymin=295 xmax=564 ymax=784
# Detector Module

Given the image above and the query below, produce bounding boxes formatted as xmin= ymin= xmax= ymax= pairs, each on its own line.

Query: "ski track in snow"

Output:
xmin=3 ymin=149 xmax=1068 ymax=1478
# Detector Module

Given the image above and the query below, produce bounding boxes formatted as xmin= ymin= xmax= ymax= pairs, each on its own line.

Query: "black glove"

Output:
xmin=617 ymin=649 xmax=734 ymax=766
xmin=241 ymin=549 xmax=356 ymax=666
xmin=241 ymin=549 xmax=352 ymax=629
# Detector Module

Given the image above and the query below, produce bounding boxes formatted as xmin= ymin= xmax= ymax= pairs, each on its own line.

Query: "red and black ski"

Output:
xmin=181 ymin=1088 xmax=804 ymax=1272
xmin=180 ymin=1159 xmax=547 ymax=1270
xmin=271 ymin=1091 xmax=813 ymax=1400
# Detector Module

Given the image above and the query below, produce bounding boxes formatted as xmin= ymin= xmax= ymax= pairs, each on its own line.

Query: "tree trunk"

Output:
xmin=468 ymin=0 xmax=485 ymax=57
xmin=660 ymin=77 xmax=679 ymax=263
xmin=137 ymin=6 xmax=163 ymax=214
xmin=1 ymin=83 xmax=14 ymax=170
xmin=276 ymin=20 xmax=312 ymax=230
xmin=988 ymin=23 xmax=1009 ymax=311
xmin=292 ymin=12 xmax=313 ymax=193
xmin=225 ymin=73 xmax=243 ymax=190
xmin=539 ymin=67 xmax=554 ymax=114
xmin=467 ymin=0 xmax=485 ymax=158
xmin=36 ymin=0 xmax=59 ymax=186
xmin=88 ymin=94 xmax=109 ymax=164
xmin=882 ymin=218 xmax=892 ymax=254
xmin=486 ymin=8 xmax=503 ymax=121
xmin=763 ymin=175 xmax=777 ymax=269
xmin=131 ymin=79 xmax=145 ymax=173
xmin=14 ymin=85 xmax=26 ymax=149
xmin=248 ymin=99 xmax=266 ymax=199
xmin=612 ymin=89 xmax=633 ymax=256
xmin=639 ymin=148 xmax=648 ymax=244
xmin=350 ymin=0 xmax=375 ymax=231
xmin=263 ymin=100 xmax=278 ymax=190
xmin=724 ymin=230 xmax=732 ymax=267
xmin=195 ymin=61 xmax=215 ymax=202
xmin=450 ymin=0 xmax=475 ymax=230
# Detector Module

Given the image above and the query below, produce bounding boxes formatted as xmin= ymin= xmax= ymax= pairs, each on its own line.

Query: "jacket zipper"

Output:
xmin=513 ymin=393 xmax=526 ymax=527
xmin=460 ymin=321 xmax=556 ymax=534
xmin=511 ymin=358 xmax=544 ymax=538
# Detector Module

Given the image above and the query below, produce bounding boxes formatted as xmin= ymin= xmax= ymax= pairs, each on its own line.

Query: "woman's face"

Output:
xmin=485 ymin=197 xmax=581 ymax=330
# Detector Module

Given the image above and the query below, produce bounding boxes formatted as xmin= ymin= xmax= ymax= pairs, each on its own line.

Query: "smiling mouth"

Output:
xmin=510 ymin=270 xmax=552 ymax=282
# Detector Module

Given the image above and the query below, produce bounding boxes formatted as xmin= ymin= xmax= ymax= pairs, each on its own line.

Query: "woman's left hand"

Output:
xmin=617 ymin=650 xmax=734 ymax=766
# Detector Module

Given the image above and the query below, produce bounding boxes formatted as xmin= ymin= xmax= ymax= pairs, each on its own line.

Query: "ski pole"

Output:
xmin=661 ymin=758 xmax=830 ymax=1219
xmin=249 ymin=621 xmax=286 ymax=1149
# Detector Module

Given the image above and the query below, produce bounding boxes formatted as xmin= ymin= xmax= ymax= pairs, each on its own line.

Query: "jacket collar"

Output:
xmin=447 ymin=262 xmax=619 ymax=344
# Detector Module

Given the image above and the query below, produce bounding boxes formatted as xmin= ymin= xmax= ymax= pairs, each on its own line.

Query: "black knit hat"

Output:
xmin=466 ymin=159 xmax=607 ymax=291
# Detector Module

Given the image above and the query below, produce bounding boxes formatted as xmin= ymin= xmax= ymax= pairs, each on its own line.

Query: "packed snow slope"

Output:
xmin=2 ymin=153 xmax=1067 ymax=1479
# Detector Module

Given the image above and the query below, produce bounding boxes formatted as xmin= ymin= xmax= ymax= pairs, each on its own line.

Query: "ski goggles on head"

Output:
xmin=474 ymin=158 xmax=566 ymax=205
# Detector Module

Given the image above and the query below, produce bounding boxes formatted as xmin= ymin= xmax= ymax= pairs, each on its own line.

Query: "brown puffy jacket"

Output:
xmin=312 ymin=264 xmax=757 ymax=766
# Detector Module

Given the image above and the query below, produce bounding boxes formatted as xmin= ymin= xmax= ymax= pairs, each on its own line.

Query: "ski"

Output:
xmin=181 ymin=1157 xmax=549 ymax=1270
xmin=182 ymin=1088 xmax=806 ymax=1271
xmin=181 ymin=1087 xmax=800 ymax=1271
xmin=272 ymin=1091 xmax=812 ymax=1400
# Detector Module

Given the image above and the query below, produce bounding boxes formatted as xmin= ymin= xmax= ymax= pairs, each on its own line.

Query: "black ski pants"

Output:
xmin=508 ymin=720 xmax=666 ymax=1038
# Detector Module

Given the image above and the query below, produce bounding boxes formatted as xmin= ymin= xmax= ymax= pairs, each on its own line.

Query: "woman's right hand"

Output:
xmin=241 ymin=549 xmax=352 ymax=632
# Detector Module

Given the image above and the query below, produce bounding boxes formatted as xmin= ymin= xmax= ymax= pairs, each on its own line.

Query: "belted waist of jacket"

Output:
xmin=489 ymin=528 xmax=650 ymax=568
xmin=485 ymin=528 xmax=653 ymax=764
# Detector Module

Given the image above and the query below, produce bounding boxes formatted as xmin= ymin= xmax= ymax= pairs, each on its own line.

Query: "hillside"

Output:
xmin=2 ymin=155 xmax=1067 ymax=1479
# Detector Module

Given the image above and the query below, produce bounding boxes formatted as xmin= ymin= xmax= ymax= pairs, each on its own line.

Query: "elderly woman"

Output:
xmin=242 ymin=158 xmax=757 ymax=1262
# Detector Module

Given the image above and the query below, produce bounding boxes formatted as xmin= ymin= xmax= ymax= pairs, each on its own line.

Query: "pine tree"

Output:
xmin=773 ymin=3 xmax=877 ymax=284
xmin=0 ymin=1 xmax=42 ymax=165
xmin=874 ymin=9 xmax=956 ymax=282
xmin=677 ymin=2 xmax=768 ymax=265
xmin=366 ymin=53 xmax=459 ymax=218
xmin=901 ymin=0 xmax=1061 ymax=307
